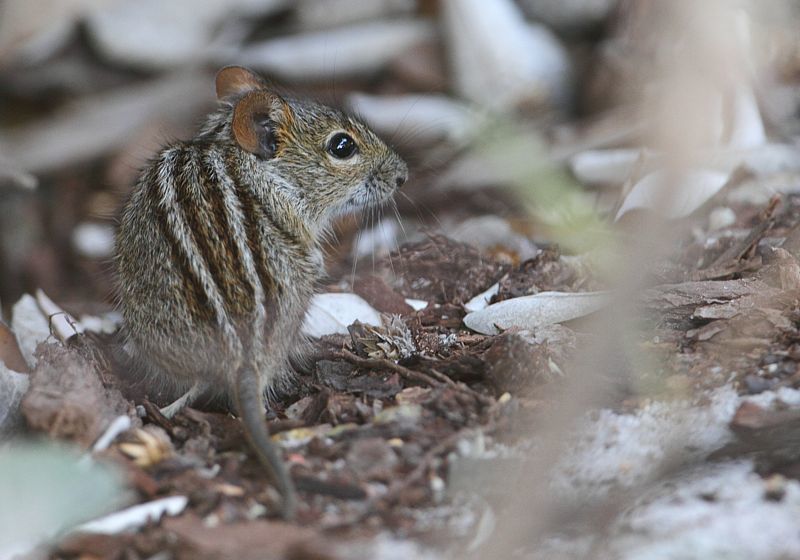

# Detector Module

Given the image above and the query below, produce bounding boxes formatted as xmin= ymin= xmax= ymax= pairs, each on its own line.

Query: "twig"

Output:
xmin=332 ymin=349 xmax=493 ymax=405
xmin=142 ymin=399 xmax=176 ymax=436
xmin=335 ymin=349 xmax=448 ymax=389
xmin=697 ymin=194 xmax=781 ymax=279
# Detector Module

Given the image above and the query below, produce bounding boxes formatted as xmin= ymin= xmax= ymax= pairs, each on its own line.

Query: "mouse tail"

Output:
xmin=234 ymin=363 xmax=297 ymax=519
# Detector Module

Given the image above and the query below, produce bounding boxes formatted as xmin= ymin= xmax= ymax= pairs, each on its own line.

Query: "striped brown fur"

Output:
xmin=115 ymin=66 xmax=408 ymax=518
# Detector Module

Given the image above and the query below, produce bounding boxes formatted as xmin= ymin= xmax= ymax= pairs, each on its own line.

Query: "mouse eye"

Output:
xmin=326 ymin=132 xmax=358 ymax=159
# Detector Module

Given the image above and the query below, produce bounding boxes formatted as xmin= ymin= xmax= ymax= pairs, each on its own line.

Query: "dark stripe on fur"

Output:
xmin=149 ymin=157 xmax=213 ymax=323
xmin=200 ymin=148 xmax=257 ymax=312
xmin=224 ymin=156 xmax=289 ymax=297
xmin=178 ymin=146 xmax=255 ymax=318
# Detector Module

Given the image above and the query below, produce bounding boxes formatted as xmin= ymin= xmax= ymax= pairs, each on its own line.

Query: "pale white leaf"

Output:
xmin=75 ymin=495 xmax=188 ymax=535
xmin=708 ymin=207 xmax=737 ymax=231
xmin=615 ymin=170 xmax=730 ymax=221
xmin=77 ymin=311 xmax=122 ymax=335
xmin=0 ymin=364 xmax=29 ymax=437
xmin=570 ymin=148 xmax=643 ymax=186
xmin=10 ymin=294 xmax=50 ymax=369
xmin=0 ymin=74 xmax=208 ymax=174
xmin=302 ymin=293 xmax=382 ymax=338
xmin=448 ymin=216 xmax=539 ymax=261
xmin=442 ymin=0 xmax=572 ymax=111
xmin=572 ymin=144 xmax=800 ymax=191
xmin=519 ymin=0 xmax=616 ymax=32
xmin=348 ymin=93 xmax=478 ymax=146
xmin=463 ymin=291 xmax=611 ymax=335
xmin=464 ymin=283 xmax=500 ymax=313
xmin=706 ymin=143 xmax=800 ymax=177
xmin=36 ymin=289 xmax=83 ymax=343
xmin=237 ymin=20 xmax=434 ymax=81
xmin=90 ymin=416 xmax=132 ymax=454
xmin=353 ymin=218 xmax=399 ymax=259
xmin=296 ymin=0 xmax=415 ymax=30
xmin=723 ymin=86 xmax=766 ymax=150
xmin=86 ymin=0 xmax=288 ymax=69
xmin=0 ymin=0 xmax=108 ymax=65
xmin=405 ymin=299 xmax=428 ymax=312
xmin=72 ymin=222 xmax=115 ymax=259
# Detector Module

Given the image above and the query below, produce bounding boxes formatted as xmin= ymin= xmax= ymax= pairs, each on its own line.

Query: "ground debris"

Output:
xmin=164 ymin=515 xmax=329 ymax=560
xmin=21 ymin=343 xmax=135 ymax=448
xmin=711 ymin=401 xmax=800 ymax=479
xmin=7 ymin=2 xmax=800 ymax=557
xmin=640 ymin=278 xmax=782 ymax=328
xmin=353 ymin=275 xmax=414 ymax=315
xmin=483 ymin=326 xmax=577 ymax=395
xmin=388 ymin=235 xmax=505 ymax=304
xmin=493 ymin=245 xmax=595 ymax=301
xmin=0 ymin=321 xmax=29 ymax=373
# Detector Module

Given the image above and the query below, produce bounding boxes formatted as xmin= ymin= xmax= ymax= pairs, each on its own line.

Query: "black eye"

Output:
xmin=326 ymin=132 xmax=357 ymax=159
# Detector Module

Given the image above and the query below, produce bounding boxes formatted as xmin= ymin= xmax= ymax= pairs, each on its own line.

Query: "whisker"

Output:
xmin=369 ymin=204 xmax=376 ymax=273
xmin=380 ymin=205 xmax=396 ymax=279
xmin=399 ymin=190 xmax=444 ymax=231
xmin=351 ymin=209 xmax=367 ymax=287
xmin=391 ymin=198 xmax=408 ymax=242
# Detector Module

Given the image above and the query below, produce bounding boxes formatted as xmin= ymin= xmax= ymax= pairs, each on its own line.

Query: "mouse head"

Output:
xmin=216 ymin=66 xmax=407 ymax=222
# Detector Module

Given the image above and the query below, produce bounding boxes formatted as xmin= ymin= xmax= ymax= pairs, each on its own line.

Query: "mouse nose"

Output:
xmin=395 ymin=173 xmax=407 ymax=189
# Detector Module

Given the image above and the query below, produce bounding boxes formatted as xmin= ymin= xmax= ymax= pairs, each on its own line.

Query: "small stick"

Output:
xmin=705 ymin=194 xmax=781 ymax=271
xmin=335 ymin=349 xmax=446 ymax=389
xmin=333 ymin=350 xmax=493 ymax=405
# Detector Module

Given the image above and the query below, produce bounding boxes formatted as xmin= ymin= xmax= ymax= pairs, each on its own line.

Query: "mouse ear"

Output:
xmin=216 ymin=66 xmax=265 ymax=100
xmin=231 ymin=91 xmax=291 ymax=159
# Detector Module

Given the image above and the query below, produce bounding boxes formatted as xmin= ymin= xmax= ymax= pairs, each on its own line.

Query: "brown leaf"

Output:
xmin=353 ymin=274 xmax=413 ymax=315
xmin=164 ymin=515 xmax=333 ymax=560
xmin=0 ymin=321 xmax=29 ymax=373
xmin=21 ymin=344 xmax=134 ymax=448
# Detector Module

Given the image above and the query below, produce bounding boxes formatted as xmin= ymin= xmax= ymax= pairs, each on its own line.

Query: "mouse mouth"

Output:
xmin=351 ymin=173 xmax=395 ymax=208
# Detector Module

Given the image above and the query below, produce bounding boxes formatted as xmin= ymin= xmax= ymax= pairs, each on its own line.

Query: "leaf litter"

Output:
xmin=5 ymin=2 xmax=800 ymax=559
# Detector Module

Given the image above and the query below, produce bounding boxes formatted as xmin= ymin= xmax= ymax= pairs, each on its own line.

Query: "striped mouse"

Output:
xmin=115 ymin=66 xmax=407 ymax=518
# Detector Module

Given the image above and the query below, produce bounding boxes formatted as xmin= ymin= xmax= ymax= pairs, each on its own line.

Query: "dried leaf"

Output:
xmin=85 ymin=0 xmax=288 ymax=69
xmin=464 ymin=290 xmax=611 ymax=335
xmin=162 ymin=514 xmax=324 ymax=560
xmin=464 ymin=282 xmax=500 ymax=313
xmin=570 ymin=148 xmax=644 ymax=186
xmin=442 ymin=0 xmax=571 ymax=111
xmin=0 ymin=322 xmax=29 ymax=373
xmin=22 ymin=345 xmax=133 ymax=448
xmin=76 ymin=496 xmax=188 ymax=535
xmin=117 ymin=427 xmax=173 ymax=468
xmin=0 ymin=363 xmax=29 ymax=437
xmin=0 ymin=74 xmax=209 ymax=174
xmin=348 ymin=92 xmax=477 ymax=145
xmin=616 ymin=169 xmax=730 ymax=221
xmin=0 ymin=0 xmax=107 ymax=64
xmin=302 ymin=293 xmax=382 ymax=338
xmin=349 ymin=318 xmax=416 ymax=361
xmin=237 ymin=19 xmax=434 ymax=80
xmin=36 ymin=289 xmax=82 ymax=343
xmin=721 ymin=86 xmax=766 ymax=150
xmin=10 ymin=294 xmax=50 ymax=369
xmin=404 ymin=299 xmax=428 ymax=311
